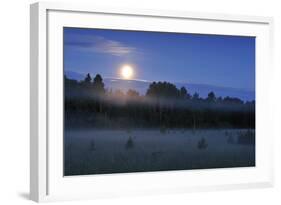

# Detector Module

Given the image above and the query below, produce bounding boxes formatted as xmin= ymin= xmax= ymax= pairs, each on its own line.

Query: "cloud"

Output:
xmin=65 ymin=34 xmax=136 ymax=57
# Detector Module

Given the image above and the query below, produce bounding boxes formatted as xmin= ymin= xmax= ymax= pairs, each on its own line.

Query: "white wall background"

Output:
xmin=0 ymin=0 xmax=280 ymax=204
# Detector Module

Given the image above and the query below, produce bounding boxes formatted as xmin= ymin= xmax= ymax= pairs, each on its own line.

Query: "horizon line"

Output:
xmin=64 ymin=70 xmax=255 ymax=92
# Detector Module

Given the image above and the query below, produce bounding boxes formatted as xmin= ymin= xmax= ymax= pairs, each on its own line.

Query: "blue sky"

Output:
xmin=64 ymin=27 xmax=255 ymax=91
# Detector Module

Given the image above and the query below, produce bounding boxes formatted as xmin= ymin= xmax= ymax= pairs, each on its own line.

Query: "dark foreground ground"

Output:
xmin=64 ymin=129 xmax=255 ymax=176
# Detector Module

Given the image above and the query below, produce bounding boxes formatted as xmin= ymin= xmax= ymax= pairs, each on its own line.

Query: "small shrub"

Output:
xmin=237 ymin=130 xmax=255 ymax=145
xmin=197 ymin=138 xmax=208 ymax=150
xmin=125 ymin=136 xmax=134 ymax=149
xmin=90 ymin=140 xmax=95 ymax=151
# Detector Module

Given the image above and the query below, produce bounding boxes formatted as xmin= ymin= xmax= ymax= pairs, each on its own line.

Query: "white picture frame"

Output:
xmin=30 ymin=2 xmax=274 ymax=202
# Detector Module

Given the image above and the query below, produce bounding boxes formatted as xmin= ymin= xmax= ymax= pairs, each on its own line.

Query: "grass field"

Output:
xmin=64 ymin=129 xmax=255 ymax=176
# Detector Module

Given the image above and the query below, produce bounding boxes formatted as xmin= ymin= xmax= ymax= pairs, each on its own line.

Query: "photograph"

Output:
xmin=63 ymin=27 xmax=255 ymax=176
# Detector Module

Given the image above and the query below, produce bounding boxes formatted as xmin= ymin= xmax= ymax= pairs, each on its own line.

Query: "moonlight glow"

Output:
xmin=121 ymin=65 xmax=134 ymax=79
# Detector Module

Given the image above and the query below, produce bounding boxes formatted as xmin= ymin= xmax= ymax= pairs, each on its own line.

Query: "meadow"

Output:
xmin=64 ymin=129 xmax=255 ymax=176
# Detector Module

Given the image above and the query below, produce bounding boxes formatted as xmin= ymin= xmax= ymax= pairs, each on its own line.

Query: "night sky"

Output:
xmin=64 ymin=27 xmax=255 ymax=91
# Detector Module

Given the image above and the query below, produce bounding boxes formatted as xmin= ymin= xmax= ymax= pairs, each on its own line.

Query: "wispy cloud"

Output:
xmin=65 ymin=34 xmax=137 ymax=57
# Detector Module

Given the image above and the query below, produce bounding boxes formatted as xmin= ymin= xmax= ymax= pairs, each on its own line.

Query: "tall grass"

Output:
xmin=197 ymin=138 xmax=208 ymax=150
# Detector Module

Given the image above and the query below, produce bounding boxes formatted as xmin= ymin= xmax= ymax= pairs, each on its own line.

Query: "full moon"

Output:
xmin=121 ymin=65 xmax=134 ymax=79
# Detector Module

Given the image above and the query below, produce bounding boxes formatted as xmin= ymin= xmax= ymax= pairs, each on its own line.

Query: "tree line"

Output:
xmin=64 ymin=73 xmax=255 ymax=129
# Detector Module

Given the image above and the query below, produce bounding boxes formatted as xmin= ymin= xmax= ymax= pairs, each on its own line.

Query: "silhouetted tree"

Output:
xmin=180 ymin=86 xmax=191 ymax=99
xmin=126 ymin=89 xmax=140 ymax=98
xmin=223 ymin=96 xmax=244 ymax=104
xmin=146 ymin=81 xmax=180 ymax=99
xmin=64 ymin=73 xmax=255 ymax=129
xmin=114 ymin=89 xmax=125 ymax=97
xmin=64 ymin=75 xmax=78 ymax=86
xmin=216 ymin=96 xmax=223 ymax=103
xmin=180 ymin=87 xmax=187 ymax=98
xmin=93 ymin=74 xmax=105 ymax=94
xmin=192 ymin=92 xmax=200 ymax=101
xmin=207 ymin=91 xmax=216 ymax=102
xmin=84 ymin=73 xmax=92 ymax=84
